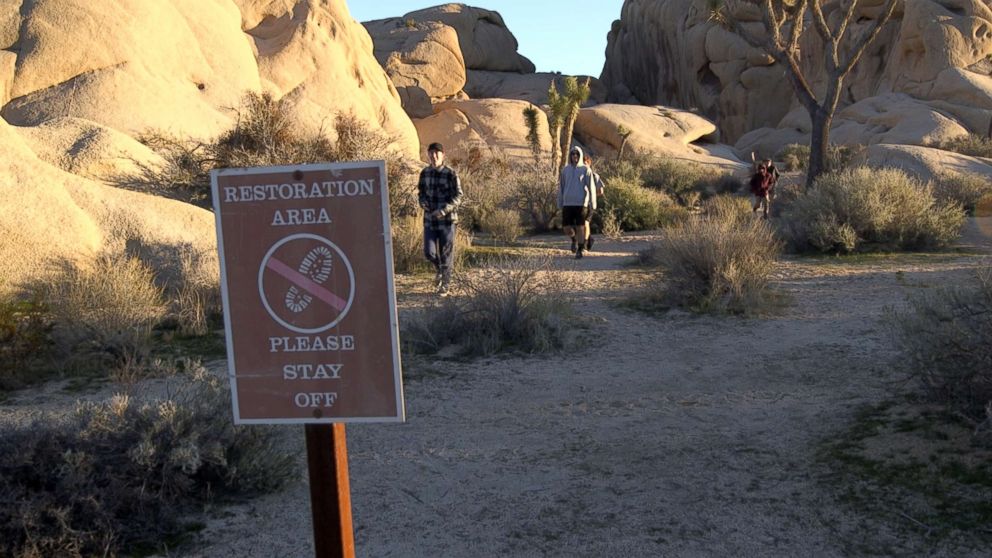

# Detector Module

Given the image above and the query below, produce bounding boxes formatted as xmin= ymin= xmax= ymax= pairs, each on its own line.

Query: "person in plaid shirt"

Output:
xmin=418 ymin=142 xmax=463 ymax=295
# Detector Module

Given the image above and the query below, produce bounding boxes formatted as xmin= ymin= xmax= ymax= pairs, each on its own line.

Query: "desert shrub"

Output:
xmin=890 ymin=266 xmax=992 ymax=439
xmin=600 ymin=209 xmax=623 ymax=240
xmin=480 ymin=208 xmax=524 ymax=243
xmin=457 ymin=156 xmax=513 ymax=231
xmin=125 ymin=93 xmax=418 ymax=215
xmin=776 ymin=143 xmax=863 ymax=172
xmin=402 ymin=257 xmax=572 ymax=356
xmin=640 ymin=213 xmax=782 ymax=313
xmin=42 ymin=254 xmax=167 ymax=371
xmin=641 ymin=157 xmax=714 ymax=206
xmin=701 ymin=194 xmax=753 ymax=225
xmin=933 ymin=172 xmax=992 ymax=215
xmin=513 ymin=164 xmax=560 ymax=232
xmin=0 ymin=293 xmax=54 ymax=389
xmin=0 ymin=361 xmax=297 ymax=557
xmin=600 ymin=176 xmax=687 ymax=231
xmin=779 ymin=167 xmax=966 ymax=253
xmin=930 ymin=133 xmax=992 ymax=158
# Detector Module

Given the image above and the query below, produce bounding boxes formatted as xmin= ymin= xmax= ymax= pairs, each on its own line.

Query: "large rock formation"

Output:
xmin=413 ymin=98 xmax=551 ymax=162
xmin=465 ymin=71 xmax=607 ymax=105
xmin=1 ymin=0 xmax=418 ymax=155
xmin=575 ymin=103 xmax=744 ymax=170
xmin=601 ymin=0 xmax=992 ymax=153
xmin=856 ymin=143 xmax=992 ymax=182
xmin=0 ymin=0 xmax=425 ymax=292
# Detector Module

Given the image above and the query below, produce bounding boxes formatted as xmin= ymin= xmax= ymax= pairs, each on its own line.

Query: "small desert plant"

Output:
xmin=701 ymin=194 xmax=753 ymax=225
xmin=933 ymin=172 xmax=992 ymax=215
xmin=480 ymin=208 xmax=524 ymax=243
xmin=402 ymin=257 xmax=572 ymax=356
xmin=930 ymin=133 xmax=992 ymax=158
xmin=640 ymin=157 xmax=715 ymax=206
xmin=390 ymin=214 xmax=429 ymax=274
xmin=0 ymin=361 xmax=297 ymax=557
xmin=889 ymin=265 xmax=992 ymax=439
xmin=600 ymin=209 xmax=623 ymax=240
xmin=779 ymin=167 xmax=966 ymax=253
xmin=457 ymin=156 xmax=513 ymax=232
xmin=514 ymin=165 xmax=560 ymax=232
xmin=0 ymin=293 xmax=54 ymax=389
xmin=640 ymin=213 xmax=782 ymax=313
xmin=42 ymin=254 xmax=167 ymax=371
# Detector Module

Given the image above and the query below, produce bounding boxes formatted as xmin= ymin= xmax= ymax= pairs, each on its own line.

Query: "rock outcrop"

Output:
xmin=1 ymin=0 xmax=426 ymax=291
xmin=855 ymin=143 xmax=992 ymax=182
xmin=414 ymin=98 xmax=551 ymax=162
xmin=465 ymin=71 xmax=606 ymax=105
xmin=601 ymin=0 xmax=992 ymax=151
xmin=575 ymin=104 xmax=744 ymax=170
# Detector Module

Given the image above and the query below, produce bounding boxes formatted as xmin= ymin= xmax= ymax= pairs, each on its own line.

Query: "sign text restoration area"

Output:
xmin=212 ymin=162 xmax=403 ymax=424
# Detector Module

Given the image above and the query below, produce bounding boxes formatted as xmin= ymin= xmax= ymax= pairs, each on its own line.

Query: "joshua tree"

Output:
xmin=546 ymin=76 xmax=591 ymax=173
xmin=710 ymin=0 xmax=897 ymax=188
xmin=616 ymin=124 xmax=632 ymax=161
xmin=522 ymin=104 xmax=542 ymax=164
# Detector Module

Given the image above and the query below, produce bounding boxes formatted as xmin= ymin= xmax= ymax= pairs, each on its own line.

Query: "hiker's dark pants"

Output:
xmin=424 ymin=223 xmax=455 ymax=273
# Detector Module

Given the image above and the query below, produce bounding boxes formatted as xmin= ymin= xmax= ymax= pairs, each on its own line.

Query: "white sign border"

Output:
xmin=211 ymin=160 xmax=405 ymax=425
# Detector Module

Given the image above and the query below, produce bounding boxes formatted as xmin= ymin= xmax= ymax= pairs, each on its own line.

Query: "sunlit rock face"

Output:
xmin=0 ymin=0 xmax=422 ymax=292
xmin=601 ymin=0 xmax=992 ymax=154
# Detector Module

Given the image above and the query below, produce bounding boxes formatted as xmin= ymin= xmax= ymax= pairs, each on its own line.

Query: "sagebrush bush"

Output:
xmin=640 ymin=213 xmax=782 ymax=313
xmin=513 ymin=164 xmax=560 ymax=232
xmin=930 ymin=133 xmax=992 ymax=158
xmin=0 ymin=361 xmax=297 ymax=557
xmin=640 ymin=157 xmax=714 ymax=206
xmin=890 ymin=266 xmax=992 ymax=440
xmin=42 ymin=254 xmax=167 ymax=370
xmin=402 ymin=257 xmax=572 ymax=356
xmin=480 ymin=208 xmax=524 ymax=243
xmin=701 ymin=194 xmax=753 ymax=226
xmin=933 ymin=172 xmax=992 ymax=215
xmin=599 ymin=176 xmax=687 ymax=231
xmin=776 ymin=143 xmax=863 ymax=172
xmin=779 ymin=167 xmax=966 ymax=253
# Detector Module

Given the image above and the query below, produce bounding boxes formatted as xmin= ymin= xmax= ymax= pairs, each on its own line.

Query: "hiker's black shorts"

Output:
xmin=562 ymin=206 xmax=588 ymax=227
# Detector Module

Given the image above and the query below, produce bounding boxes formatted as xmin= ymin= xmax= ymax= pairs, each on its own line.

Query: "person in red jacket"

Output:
xmin=750 ymin=164 xmax=773 ymax=219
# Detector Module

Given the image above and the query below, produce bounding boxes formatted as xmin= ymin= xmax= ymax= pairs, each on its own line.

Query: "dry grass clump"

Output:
xmin=480 ymin=208 xmax=524 ymax=243
xmin=0 ymin=361 xmax=297 ymax=557
xmin=513 ymin=163 xmax=559 ymax=232
xmin=41 ymin=254 xmax=167 ymax=371
xmin=402 ymin=256 xmax=572 ymax=356
xmin=779 ymin=167 xmax=965 ymax=254
xmin=890 ymin=265 xmax=992 ymax=442
xmin=639 ymin=213 xmax=782 ymax=314
xmin=933 ymin=172 xmax=992 ymax=215
xmin=930 ymin=133 xmax=992 ymax=158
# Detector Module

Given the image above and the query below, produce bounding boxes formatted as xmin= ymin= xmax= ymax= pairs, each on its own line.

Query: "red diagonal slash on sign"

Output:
xmin=266 ymin=257 xmax=348 ymax=312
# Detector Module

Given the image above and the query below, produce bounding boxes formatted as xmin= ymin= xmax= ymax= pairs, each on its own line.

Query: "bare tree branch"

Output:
xmin=786 ymin=0 xmax=808 ymax=54
xmin=835 ymin=0 xmax=860 ymax=44
xmin=839 ymin=0 xmax=898 ymax=77
xmin=810 ymin=1 xmax=832 ymax=42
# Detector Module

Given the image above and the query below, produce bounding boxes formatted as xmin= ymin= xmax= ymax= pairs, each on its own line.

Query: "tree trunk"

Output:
xmin=618 ymin=137 xmax=629 ymax=161
xmin=806 ymin=108 xmax=831 ymax=188
xmin=549 ymin=124 xmax=562 ymax=175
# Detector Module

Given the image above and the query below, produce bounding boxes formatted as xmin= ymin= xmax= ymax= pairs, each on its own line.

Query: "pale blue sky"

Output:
xmin=348 ymin=1 xmax=625 ymax=77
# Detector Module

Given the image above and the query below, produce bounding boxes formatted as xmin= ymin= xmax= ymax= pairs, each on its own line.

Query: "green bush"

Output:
xmin=776 ymin=143 xmax=863 ymax=172
xmin=701 ymin=194 xmax=753 ymax=226
xmin=640 ymin=157 xmax=713 ymax=206
xmin=0 ymin=362 xmax=296 ymax=557
xmin=933 ymin=172 xmax=992 ymax=215
xmin=599 ymin=176 xmax=687 ymax=231
xmin=640 ymin=213 xmax=782 ymax=314
xmin=779 ymin=167 xmax=966 ymax=253
xmin=0 ymin=293 xmax=54 ymax=390
xmin=890 ymin=266 xmax=992 ymax=438
xmin=480 ymin=208 xmax=524 ymax=243
xmin=513 ymin=164 xmax=560 ymax=232
xmin=402 ymin=257 xmax=572 ymax=356
xmin=930 ymin=133 xmax=992 ymax=158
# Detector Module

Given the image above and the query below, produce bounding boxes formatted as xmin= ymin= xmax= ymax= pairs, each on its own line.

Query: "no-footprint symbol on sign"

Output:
xmin=258 ymin=233 xmax=356 ymax=334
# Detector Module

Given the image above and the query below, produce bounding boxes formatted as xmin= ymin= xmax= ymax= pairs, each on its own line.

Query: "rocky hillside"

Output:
xmin=601 ymin=0 xmax=992 ymax=161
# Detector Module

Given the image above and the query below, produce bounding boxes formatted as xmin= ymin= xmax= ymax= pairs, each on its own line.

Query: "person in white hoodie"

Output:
xmin=557 ymin=146 xmax=597 ymax=259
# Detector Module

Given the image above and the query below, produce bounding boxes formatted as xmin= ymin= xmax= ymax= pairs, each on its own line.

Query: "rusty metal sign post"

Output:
xmin=212 ymin=162 xmax=404 ymax=558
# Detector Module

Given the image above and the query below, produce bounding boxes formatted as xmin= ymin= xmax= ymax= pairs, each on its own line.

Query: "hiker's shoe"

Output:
xmin=570 ymin=237 xmax=577 ymax=253
xmin=438 ymin=284 xmax=450 ymax=297
xmin=575 ymin=248 xmax=584 ymax=260
xmin=586 ymin=237 xmax=594 ymax=251
xmin=433 ymin=270 xmax=443 ymax=289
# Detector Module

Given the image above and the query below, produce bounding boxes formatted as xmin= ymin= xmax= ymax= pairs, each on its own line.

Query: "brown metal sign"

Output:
xmin=212 ymin=162 xmax=404 ymax=424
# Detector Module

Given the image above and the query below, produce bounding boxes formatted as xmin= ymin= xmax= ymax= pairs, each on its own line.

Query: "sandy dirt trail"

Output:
xmin=185 ymin=218 xmax=991 ymax=557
